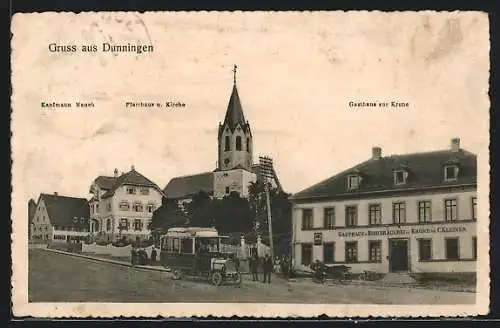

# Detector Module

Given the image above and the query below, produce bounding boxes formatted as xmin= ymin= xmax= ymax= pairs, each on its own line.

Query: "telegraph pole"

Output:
xmin=259 ymin=156 xmax=274 ymax=260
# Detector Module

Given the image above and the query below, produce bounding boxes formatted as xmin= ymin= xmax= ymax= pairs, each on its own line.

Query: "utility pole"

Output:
xmin=259 ymin=156 xmax=274 ymax=260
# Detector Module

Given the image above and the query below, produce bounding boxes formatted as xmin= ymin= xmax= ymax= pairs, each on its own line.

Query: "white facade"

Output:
xmin=213 ymin=168 xmax=257 ymax=199
xmin=292 ymin=188 xmax=477 ymax=274
xmin=31 ymin=197 xmax=89 ymax=243
xmin=90 ymin=184 xmax=162 ymax=242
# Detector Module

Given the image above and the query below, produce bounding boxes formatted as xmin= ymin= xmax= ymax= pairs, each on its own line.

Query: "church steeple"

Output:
xmin=217 ymin=65 xmax=253 ymax=171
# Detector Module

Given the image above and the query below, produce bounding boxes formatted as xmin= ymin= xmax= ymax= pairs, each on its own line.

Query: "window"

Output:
xmin=444 ymin=199 xmax=458 ymax=221
xmin=134 ymin=219 xmax=142 ymax=231
xmin=133 ymin=202 xmax=143 ymax=212
xmin=181 ymin=238 xmax=193 ymax=254
xmin=224 ymin=136 xmax=230 ymax=151
xmin=95 ymin=204 xmax=99 ymax=213
xmin=119 ymin=201 xmax=130 ymax=211
xmin=472 ymin=237 xmax=477 ymax=260
xmin=301 ymin=209 xmax=313 ymax=229
xmin=126 ymin=186 xmax=136 ymax=194
xmin=301 ymin=243 xmax=313 ymax=265
xmin=106 ymin=219 xmax=111 ymax=231
xmin=368 ymin=204 xmax=381 ymax=225
xmin=225 ymin=187 xmax=230 ymax=194
xmin=246 ymin=138 xmax=250 ymax=152
xmin=345 ymin=206 xmax=357 ymax=227
xmin=106 ymin=202 xmax=112 ymax=212
xmin=140 ymin=188 xmax=150 ymax=195
xmin=418 ymin=201 xmax=431 ymax=223
xmin=418 ymin=239 xmax=432 ymax=261
xmin=147 ymin=204 xmax=156 ymax=213
xmin=345 ymin=241 xmax=358 ymax=263
xmin=445 ymin=238 xmax=460 ymax=260
xmin=236 ymin=136 xmax=242 ymax=151
xmin=394 ymin=170 xmax=406 ymax=185
xmin=347 ymin=175 xmax=360 ymax=190
xmin=323 ymin=207 xmax=335 ymax=229
xmin=392 ymin=202 xmax=406 ymax=224
xmin=323 ymin=243 xmax=335 ymax=264
xmin=444 ymin=165 xmax=458 ymax=181
xmin=369 ymin=240 xmax=382 ymax=262
xmin=472 ymin=197 xmax=477 ymax=220
xmin=119 ymin=218 xmax=129 ymax=231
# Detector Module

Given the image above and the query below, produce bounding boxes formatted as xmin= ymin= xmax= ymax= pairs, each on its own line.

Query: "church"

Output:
xmin=163 ymin=66 xmax=282 ymax=204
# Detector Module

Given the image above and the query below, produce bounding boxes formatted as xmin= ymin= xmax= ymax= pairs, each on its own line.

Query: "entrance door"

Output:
xmin=389 ymin=239 xmax=409 ymax=272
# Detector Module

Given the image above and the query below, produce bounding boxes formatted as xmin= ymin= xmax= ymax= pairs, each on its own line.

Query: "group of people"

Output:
xmin=130 ymin=246 xmax=158 ymax=266
xmin=249 ymin=252 xmax=274 ymax=283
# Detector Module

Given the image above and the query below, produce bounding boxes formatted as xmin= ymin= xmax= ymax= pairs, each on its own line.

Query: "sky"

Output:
xmin=12 ymin=11 xmax=489 ymax=203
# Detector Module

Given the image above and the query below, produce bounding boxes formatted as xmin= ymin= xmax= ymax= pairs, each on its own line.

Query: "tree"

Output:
xmin=213 ymin=192 xmax=254 ymax=233
xmin=184 ymin=191 xmax=214 ymax=227
xmin=247 ymin=180 xmax=292 ymax=253
xmin=149 ymin=197 xmax=187 ymax=236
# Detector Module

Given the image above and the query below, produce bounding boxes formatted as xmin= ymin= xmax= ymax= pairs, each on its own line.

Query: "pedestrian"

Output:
xmin=250 ymin=252 xmax=259 ymax=281
xmin=151 ymin=247 xmax=157 ymax=265
xmin=262 ymin=253 xmax=273 ymax=284
xmin=131 ymin=247 xmax=137 ymax=266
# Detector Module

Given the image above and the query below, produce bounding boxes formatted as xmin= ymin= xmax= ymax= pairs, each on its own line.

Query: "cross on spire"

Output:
xmin=232 ymin=64 xmax=238 ymax=84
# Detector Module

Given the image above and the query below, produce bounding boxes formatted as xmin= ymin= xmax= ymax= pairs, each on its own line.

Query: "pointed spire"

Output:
xmin=222 ymin=65 xmax=247 ymax=130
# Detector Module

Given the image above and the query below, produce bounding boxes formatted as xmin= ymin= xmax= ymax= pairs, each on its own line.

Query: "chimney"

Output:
xmin=372 ymin=147 xmax=382 ymax=160
xmin=131 ymin=165 xmax=135 ymax=171
xmin=54 ymin=192 xmax=58 ymax=196
xmin=114 ymin=168 xmax=119 ymax=177
xmin=451 ymin=138 xmax=460 ymax=152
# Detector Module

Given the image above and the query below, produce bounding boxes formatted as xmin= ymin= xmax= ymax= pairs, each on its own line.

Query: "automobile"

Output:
xmin=159 ymin=227 xmax=242 ymax=286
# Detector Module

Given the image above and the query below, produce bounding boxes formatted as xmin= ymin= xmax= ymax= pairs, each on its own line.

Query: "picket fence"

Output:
xmin=82 ymin=243 xmax=160 ymax=261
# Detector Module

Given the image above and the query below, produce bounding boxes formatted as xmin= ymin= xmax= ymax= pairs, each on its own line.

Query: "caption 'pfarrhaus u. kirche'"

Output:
xmin=290 ymin=138 xmax=477 ymax=275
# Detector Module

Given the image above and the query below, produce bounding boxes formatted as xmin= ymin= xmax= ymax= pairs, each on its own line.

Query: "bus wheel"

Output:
xmin=172 ymin=268 xmax=182 ymax=280
xmin=211 ymin=272 xmax=222 ymax=286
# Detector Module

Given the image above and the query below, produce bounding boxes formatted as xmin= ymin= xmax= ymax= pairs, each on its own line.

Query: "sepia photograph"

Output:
xmin=11 ymin=11 xmax=489 ymax=317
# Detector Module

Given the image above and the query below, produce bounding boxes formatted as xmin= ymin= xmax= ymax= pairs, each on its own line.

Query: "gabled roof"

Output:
xmin=38 ymin=193 xmax=90 ymax=227
xmin=163 ymin=172 xmax=214 ymax=200
xmin=291 ymin=148 xmax=477 ymax=201
xmin=93 ymin=176 xmax=118 ymax=190
xmin=101 ymin=168 xmax=163 ymax=198
xmin=219 ymin=84 xmax=251 ymax=136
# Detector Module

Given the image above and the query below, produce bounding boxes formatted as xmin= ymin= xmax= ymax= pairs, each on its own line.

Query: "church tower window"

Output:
xmin=236 ymin=136 xmax=242 ymax=151
xmin=225 ymin=136 xmax=230 ymax=151
xmin=246 ymin=137 xmax=250 ymax=152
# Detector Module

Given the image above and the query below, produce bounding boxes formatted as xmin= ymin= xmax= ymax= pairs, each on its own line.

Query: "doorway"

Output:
xmin=389 ymin=238 xmax=409 ymax=272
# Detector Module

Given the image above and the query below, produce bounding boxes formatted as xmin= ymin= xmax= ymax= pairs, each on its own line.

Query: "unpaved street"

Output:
xmin=28 ymin=249 xmax=475 ymax=304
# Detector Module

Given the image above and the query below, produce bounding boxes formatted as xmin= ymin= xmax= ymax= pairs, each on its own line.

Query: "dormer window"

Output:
xmin=444 ymin=165 xmax=458 ymax=181
xmin=394 ymin=169 xmax=407 ymax=185
xmin=347 ymin=174 xmax=361 ymax=190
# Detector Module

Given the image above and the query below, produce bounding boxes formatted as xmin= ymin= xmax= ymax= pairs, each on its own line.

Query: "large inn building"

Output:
xmin=290 ymin=138 xmax=477 ymax=275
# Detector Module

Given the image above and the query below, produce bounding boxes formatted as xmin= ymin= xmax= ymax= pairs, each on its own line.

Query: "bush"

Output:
xmin=96 ymin=240 xmax=110 ymax=246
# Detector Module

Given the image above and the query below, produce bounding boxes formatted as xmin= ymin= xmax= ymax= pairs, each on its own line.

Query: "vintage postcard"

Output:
xmin=11 ymin=11 xmax=490 ymax=318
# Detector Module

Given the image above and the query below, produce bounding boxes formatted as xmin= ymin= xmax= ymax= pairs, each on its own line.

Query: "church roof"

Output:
xmin=163 ymin=172 xmax=215 ymax=200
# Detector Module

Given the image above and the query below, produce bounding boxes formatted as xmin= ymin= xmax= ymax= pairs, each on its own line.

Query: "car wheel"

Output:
xmin=211 ymin=272 xmax=223 ymax=286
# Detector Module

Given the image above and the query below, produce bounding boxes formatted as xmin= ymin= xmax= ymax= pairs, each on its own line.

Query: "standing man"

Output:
xmin=250 ymin=252 xmax=259 ymax=282
xmin=262 ymin=253 xmax=273 ymax=284
xmin=150 ymin=247 xmax=157 ymax=265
